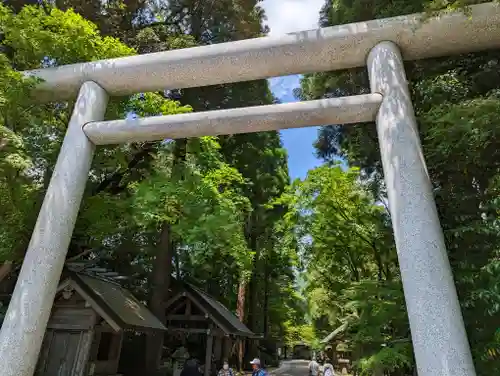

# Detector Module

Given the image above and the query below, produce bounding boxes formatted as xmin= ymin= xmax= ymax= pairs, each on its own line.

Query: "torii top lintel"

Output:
xmin=23 ymin=2 xmax=500 ymax=101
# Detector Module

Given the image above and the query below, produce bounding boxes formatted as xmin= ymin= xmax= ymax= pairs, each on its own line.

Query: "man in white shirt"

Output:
xmin=308 ymin=357 xmax=319 ymax=376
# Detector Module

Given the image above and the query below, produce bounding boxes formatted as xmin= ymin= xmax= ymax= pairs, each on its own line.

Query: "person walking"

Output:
xmin=250 ymin=358 xmax=266 ymax=376
xmin=322 ymin=358 xmax=335 ymax=376
xmin=308 ymin=357 xmax=319 ymax=376
xmin=218 ymin=360 xmax=234 ymax=376
xmin=181 ymin=358 xmax=202 ymax=376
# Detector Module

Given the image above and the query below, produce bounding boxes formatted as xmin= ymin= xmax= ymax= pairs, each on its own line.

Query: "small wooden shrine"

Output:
xmin=320 ymin=323 xmax=352 ymax=372
xmin=164 ymin=279 xmax=259 ymax=376
xmin=33 ymin=267 xmax=166 ymax=376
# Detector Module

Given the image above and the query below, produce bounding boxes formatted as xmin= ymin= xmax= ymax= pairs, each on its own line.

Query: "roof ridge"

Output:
xmin=76 ymin=270 xmax=123 ymax=287
xmin=181 ymin=282 xmax=254 ymax=336
xmin=66 ymin=265 xmax=125 ymax=287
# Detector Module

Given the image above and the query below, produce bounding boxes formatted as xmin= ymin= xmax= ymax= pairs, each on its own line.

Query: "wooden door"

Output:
xmin=36 ymin=329 xmax=94 ymax=376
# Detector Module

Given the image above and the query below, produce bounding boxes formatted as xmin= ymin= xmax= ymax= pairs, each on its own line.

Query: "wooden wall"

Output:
xmin=36 ymin=284 xmax=124 ymax=376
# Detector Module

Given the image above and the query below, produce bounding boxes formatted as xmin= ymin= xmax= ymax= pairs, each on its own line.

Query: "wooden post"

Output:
xmin=109 ymin=332 xmax=124 ymax=374
xmin=205 ymin=334 xmax=214 ymax=376
xmin=214 ymin=336 xmax=222 ymax=363
xmin=222 ymin=337 xmax=232 ymax=361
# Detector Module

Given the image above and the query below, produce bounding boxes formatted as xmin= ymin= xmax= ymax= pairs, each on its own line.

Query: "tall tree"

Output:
xmin=299 ymin=0 xmax=500 ymax=374
xmin=286 ymin=164 xmax=409 ymax=375
xmin=1 ymin=2 xmax=299 ymax=373
xmin=144 ymin=0 xmax=293 ymax=365
xmin=0 ymin=4 xmax=136 ymax=262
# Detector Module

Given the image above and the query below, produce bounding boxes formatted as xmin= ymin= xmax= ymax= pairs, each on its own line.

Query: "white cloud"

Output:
xmin=269 ymin=76 xmax=301 ymax=101
xmin=260 ymin=1 xmax=327 ymax=178
xmin=261 ymin=0 xmax=325 ymax=102
xmin=261 ymin=0 xmax=325 ymax=36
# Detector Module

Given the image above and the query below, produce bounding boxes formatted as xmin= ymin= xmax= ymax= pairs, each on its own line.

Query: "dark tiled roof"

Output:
xmin=185 ymin=283 xmax=254 ymax=337
xmin=168 ymin=279 xmax=255 ymax=337
xmin=72 ymin=272 xmax=166 ymax=332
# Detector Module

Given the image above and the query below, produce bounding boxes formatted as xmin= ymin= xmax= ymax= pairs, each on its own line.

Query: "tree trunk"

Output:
xmin=248 ymin=255 xmax=260 ymax=322
xmin=0 ymin=261 xmax=13 ymax=284
xmin=262 ymin=265 xmax=270 ymax=338
xmin=371 ymin=242 xmax=384 ymax=281
xmin=236 ymin=279 xmax=247 ymax=371
xmin=246 ymin=214 xmax=260 ymax=358
xmin=145 ymin=138 xmax=185 ymax=374
xmin=384 ymin=258 xmax=393 ymax=281
xmin=146 ymin=223 xmax=174 ymax=374
xmin=345 ymin=249 xmax=360 ymax=282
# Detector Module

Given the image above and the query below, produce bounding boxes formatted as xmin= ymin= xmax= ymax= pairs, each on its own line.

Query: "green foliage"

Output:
xmin=291 ymin=164 xmax=397 ymax=285
xmin=2 ymin=5 xmax=135 ymax=70
xmin=284 ymin=164 xmax=407 ymax=374
xmin=356 ymin=344 xmax=413 ymax=376
xmin=0 ymin=4 xmax=136 ymax=260
xmin=6 ymin=3 xmax=500 ymax=375
xmin=283 ymin=321 xmax=318 ymax=349
xmin=0 ymin=1 xmax=302 ymax=366
xmin=130 ymin=136 xmax=254 ymax=275
xmin=127 ymin=93 xmax=193 ymax=117
xmin=301 ymin=0 xmax=500 ymax=374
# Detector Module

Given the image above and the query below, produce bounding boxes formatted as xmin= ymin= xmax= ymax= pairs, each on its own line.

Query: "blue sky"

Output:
xmin=269 ymin=76 xmax=323 ymax=180
xmin=261 ymin=0 xmax=326 ymax=180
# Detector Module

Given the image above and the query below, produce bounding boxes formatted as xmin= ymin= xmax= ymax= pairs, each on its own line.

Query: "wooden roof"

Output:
xmin=58 ymin=271 xmax=167 ymax=333
xmin=166 ymin=279 xmax=256 ymax=338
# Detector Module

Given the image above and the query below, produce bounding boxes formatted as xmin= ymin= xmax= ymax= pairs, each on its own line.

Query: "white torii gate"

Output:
xmin=2 ymin=3 xmax=500 ymax=376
